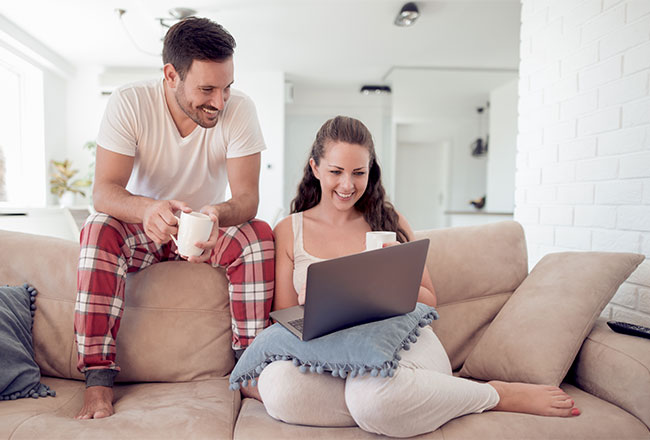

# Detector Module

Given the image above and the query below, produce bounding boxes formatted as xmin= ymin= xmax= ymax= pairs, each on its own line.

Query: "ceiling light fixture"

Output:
xmin=115 ymin=8 xmax=159 ymax=56
xmin=169 ymin=7 xmax=197 ymax=20
xmin=360 ymin=85 xmax=392 ymax=95
xmin=160 ymin=7 xmax=197 ymax=28
xmin=115 ymin=7 xmax=197 ymax=57
xmin=394 ymin=2 xmax=420 ymax=27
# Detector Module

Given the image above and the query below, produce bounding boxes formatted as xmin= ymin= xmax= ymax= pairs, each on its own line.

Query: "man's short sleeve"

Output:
xmin=224 ymin=94 xmax=266 ymax=159
xmin=96 ymin=87 xmax=138 ymax=157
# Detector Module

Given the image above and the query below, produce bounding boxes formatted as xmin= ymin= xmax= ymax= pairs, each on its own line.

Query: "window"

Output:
xmin=0 ymin=43 xmax=46 ymax=207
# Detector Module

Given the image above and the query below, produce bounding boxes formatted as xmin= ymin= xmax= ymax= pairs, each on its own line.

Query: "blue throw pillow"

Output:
xmin=229 ymin=303 xmax=438 ymax=390
xmin=0 ymin=284 xmax=55 ymax=400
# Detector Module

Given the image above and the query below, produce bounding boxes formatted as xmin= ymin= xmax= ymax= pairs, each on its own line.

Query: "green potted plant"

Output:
xmin=50 ymin=159 xmax=92 ymax=206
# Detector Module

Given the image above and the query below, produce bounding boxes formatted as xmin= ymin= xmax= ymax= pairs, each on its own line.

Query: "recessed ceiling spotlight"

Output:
xmin=169 ymin=7 xmax=197 ymax=19
xmin=360 ymin=85 xmax=392 ymax=95
xmin=394 ymin=2 xmax=420 ymax=27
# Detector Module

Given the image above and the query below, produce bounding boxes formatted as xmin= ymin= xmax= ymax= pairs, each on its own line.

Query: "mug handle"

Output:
xmin=169 ymin=215 xmax=181 ymax=246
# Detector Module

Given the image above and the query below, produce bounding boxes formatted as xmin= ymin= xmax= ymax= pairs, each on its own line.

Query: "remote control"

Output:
xmin=607 ymin=321 xmax=650 ymax=340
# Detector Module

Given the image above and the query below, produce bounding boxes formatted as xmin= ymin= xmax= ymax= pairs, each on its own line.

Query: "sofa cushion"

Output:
xmin=0 ymin=377 xmax=240 ymax=440
xmin=570 ymin=318 xmax=650 ymax=428
xmin=230 ymin=303 xmax=438 ymax=389
xmin=414 ymin=221 xmax=528 ymax=370
xmin=118 ymin=261 xmax=235 ymax=382
xmin=0 ymin=230 xmax=235 ymax=383
xmin=460 ymin=251 xmax=644 ymax=386
xmin=233 ymin=384 xmax=650 ymax=440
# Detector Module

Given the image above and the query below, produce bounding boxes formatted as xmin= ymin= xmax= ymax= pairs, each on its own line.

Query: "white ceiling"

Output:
xmin=0 ymin=0 xmax=521 ymax=87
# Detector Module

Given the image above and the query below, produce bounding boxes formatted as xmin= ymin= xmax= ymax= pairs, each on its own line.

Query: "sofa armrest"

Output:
xmin=570 ymin=318 xmax=650 ymax=428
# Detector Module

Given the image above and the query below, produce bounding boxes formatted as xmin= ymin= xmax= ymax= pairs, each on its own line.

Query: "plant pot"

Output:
xmin=59 ymin=192 xmax=76 ymax=207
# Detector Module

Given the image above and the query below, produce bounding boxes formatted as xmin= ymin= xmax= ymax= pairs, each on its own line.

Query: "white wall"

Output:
xmin=43 ymin=73 xmax=69 ymax=204
xmin=486 ymin=79 xmax=518 ymax=212
xmin=517 ymin=0 xmax=650 ymax=326
xmin=66 ymin=65 xmax=110 ymax=205
xmin=447 ymin=118 xmax=489 ymax=212
xmin=284 ymin=84 xmax=391 ymax=217
xmin=235 ymin=71 xmax=285 ymax=224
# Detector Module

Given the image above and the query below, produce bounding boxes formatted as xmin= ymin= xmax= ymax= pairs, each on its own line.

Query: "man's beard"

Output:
xmin=175 ymin=82 xmax=220 ymax=129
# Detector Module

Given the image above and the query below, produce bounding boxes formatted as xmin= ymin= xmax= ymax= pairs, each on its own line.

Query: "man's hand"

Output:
xmin=184 ymin=205 xmax=220 ymax=264
xmin=142 ymin=200 xmax=192 ymax=245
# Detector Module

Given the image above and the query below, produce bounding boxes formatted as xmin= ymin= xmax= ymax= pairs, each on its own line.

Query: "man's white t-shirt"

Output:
xmin=96 ymin=79 xmax=266 ymax=211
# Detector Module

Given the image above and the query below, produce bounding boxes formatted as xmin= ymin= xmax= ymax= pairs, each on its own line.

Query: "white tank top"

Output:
xmin=291 ymin=212 xmax=325 ymax=305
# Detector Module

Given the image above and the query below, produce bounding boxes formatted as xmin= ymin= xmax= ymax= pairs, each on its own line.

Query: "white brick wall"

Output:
xmin=517 ymin=0 xmax=650 ymax=327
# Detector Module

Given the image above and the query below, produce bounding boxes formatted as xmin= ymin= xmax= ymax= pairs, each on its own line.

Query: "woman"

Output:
xmin=258 ymin=116 xmax=580 ymax=437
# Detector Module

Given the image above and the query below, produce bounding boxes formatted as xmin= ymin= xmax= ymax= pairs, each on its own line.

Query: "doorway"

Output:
xmin=395 ymin=141 xmax=450 ymax=230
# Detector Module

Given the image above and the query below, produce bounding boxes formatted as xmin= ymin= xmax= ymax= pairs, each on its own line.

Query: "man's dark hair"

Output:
xmin=163 ymin=17 xmax=236 ymax=80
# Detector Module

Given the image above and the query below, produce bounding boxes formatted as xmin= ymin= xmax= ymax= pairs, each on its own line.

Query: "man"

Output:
xmin=74 ymin=17 xmax=274 ymax=419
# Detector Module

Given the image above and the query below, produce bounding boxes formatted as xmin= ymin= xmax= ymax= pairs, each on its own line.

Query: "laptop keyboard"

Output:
xmin=288 ymin=318 xmax=304 ymax=332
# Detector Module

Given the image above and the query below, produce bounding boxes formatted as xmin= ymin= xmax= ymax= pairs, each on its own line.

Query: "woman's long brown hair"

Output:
xmin=290 ymin=116 xmax=409 ymax=243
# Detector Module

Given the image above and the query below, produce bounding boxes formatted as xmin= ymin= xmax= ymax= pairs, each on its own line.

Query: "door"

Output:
xmin=394 ymin=141 xmax=449 ymax=230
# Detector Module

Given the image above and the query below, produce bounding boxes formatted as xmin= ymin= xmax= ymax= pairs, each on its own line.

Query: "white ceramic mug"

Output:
xmin=170 ymin=211 xmax=214 ymax=257
xmin=366 ymin=231 xmax=397 ymax=251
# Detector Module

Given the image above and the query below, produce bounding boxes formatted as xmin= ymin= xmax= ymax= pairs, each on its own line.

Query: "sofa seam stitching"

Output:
xmin=584 ymin=334 xmax=650 ymax=376
xmin=36 ymin=296 xmax=232 ymax=313
xmin=7 ymin=384 xmax=85 ymax=438
xmin=231 ymin=392 xmax=241 ymax=439
xmin=438 ymin=291 xmax=512 ymax=307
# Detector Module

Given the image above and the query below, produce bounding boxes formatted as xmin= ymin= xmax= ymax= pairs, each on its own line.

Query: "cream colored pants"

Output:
xmin=258 ymin=326 xmax=500 ymax=438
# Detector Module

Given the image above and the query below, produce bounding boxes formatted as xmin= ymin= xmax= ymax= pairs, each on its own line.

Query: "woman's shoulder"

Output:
xmin=274 ymin=214 xmax=293 ymax=234
xmin=273 ymin=214 xmax=295 ymax=250
xmin=394 ymin=208 xmax=416 ymax=240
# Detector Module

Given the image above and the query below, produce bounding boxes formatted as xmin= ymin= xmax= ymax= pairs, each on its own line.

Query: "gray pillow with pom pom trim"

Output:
xmin=229 ymin=302 xmax=438 ymax=390
xmin=0 ymin=284 xmax=55 ymax=400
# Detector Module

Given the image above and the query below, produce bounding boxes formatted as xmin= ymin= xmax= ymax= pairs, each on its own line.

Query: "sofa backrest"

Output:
xmin=0 ymin=229 xmax=235 ymax=383
xmin=414 ymin=221 xmax=528 ymax=369
xmin=0 ymin=221 xmax=528 ymax=380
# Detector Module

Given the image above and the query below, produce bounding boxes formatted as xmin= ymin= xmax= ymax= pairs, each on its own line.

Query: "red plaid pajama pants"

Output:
xmin=74 ymin=212 xmax=275 ymax=373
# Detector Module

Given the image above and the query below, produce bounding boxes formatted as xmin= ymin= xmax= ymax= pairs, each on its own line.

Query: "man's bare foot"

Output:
xmin=488 ymin=381 xmax=581 ymax=417
xmin=75 ymin=386 xmax=114 ymax=419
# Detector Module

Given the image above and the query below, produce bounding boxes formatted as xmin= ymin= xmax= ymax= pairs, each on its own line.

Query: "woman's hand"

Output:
xmin=381 ymin=239 xmax=437 ymax=307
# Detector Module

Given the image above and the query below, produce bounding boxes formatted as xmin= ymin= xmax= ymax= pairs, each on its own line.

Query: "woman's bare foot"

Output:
xmin=488 ymin=381 xmax=580 ymax=417
xmin=241 ymin=383 xmax=262 ymax=402
xmin=75 ymin=386 xmax=114 ymax=419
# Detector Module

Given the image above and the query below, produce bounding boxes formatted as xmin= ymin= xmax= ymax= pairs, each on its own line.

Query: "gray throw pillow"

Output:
xmin=230 ymin=303 xmax=438 ymax=390
xmin=0 ymin=284 xmax=55 ymax=400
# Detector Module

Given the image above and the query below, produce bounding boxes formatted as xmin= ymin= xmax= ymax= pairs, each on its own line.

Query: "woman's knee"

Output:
xmin=345 ymin=373 xmax=420 ymax=437
xmin=345 ymin=377 xmax=392 ymax=432
xmin=258 ymin=361 xmax=355 ymax=427
xmin=258 ymin=362 xmax=289 ymax=406
xmin=257 ymin=361 xmax=302 ymax=422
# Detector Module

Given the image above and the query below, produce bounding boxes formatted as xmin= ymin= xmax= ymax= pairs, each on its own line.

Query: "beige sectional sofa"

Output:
xmin=0 ymin=221 xmax=648 ymax=439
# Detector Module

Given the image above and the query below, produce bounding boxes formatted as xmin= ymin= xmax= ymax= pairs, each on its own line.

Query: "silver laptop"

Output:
xmin=270 ymin=238 xmax=430 ymax=341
